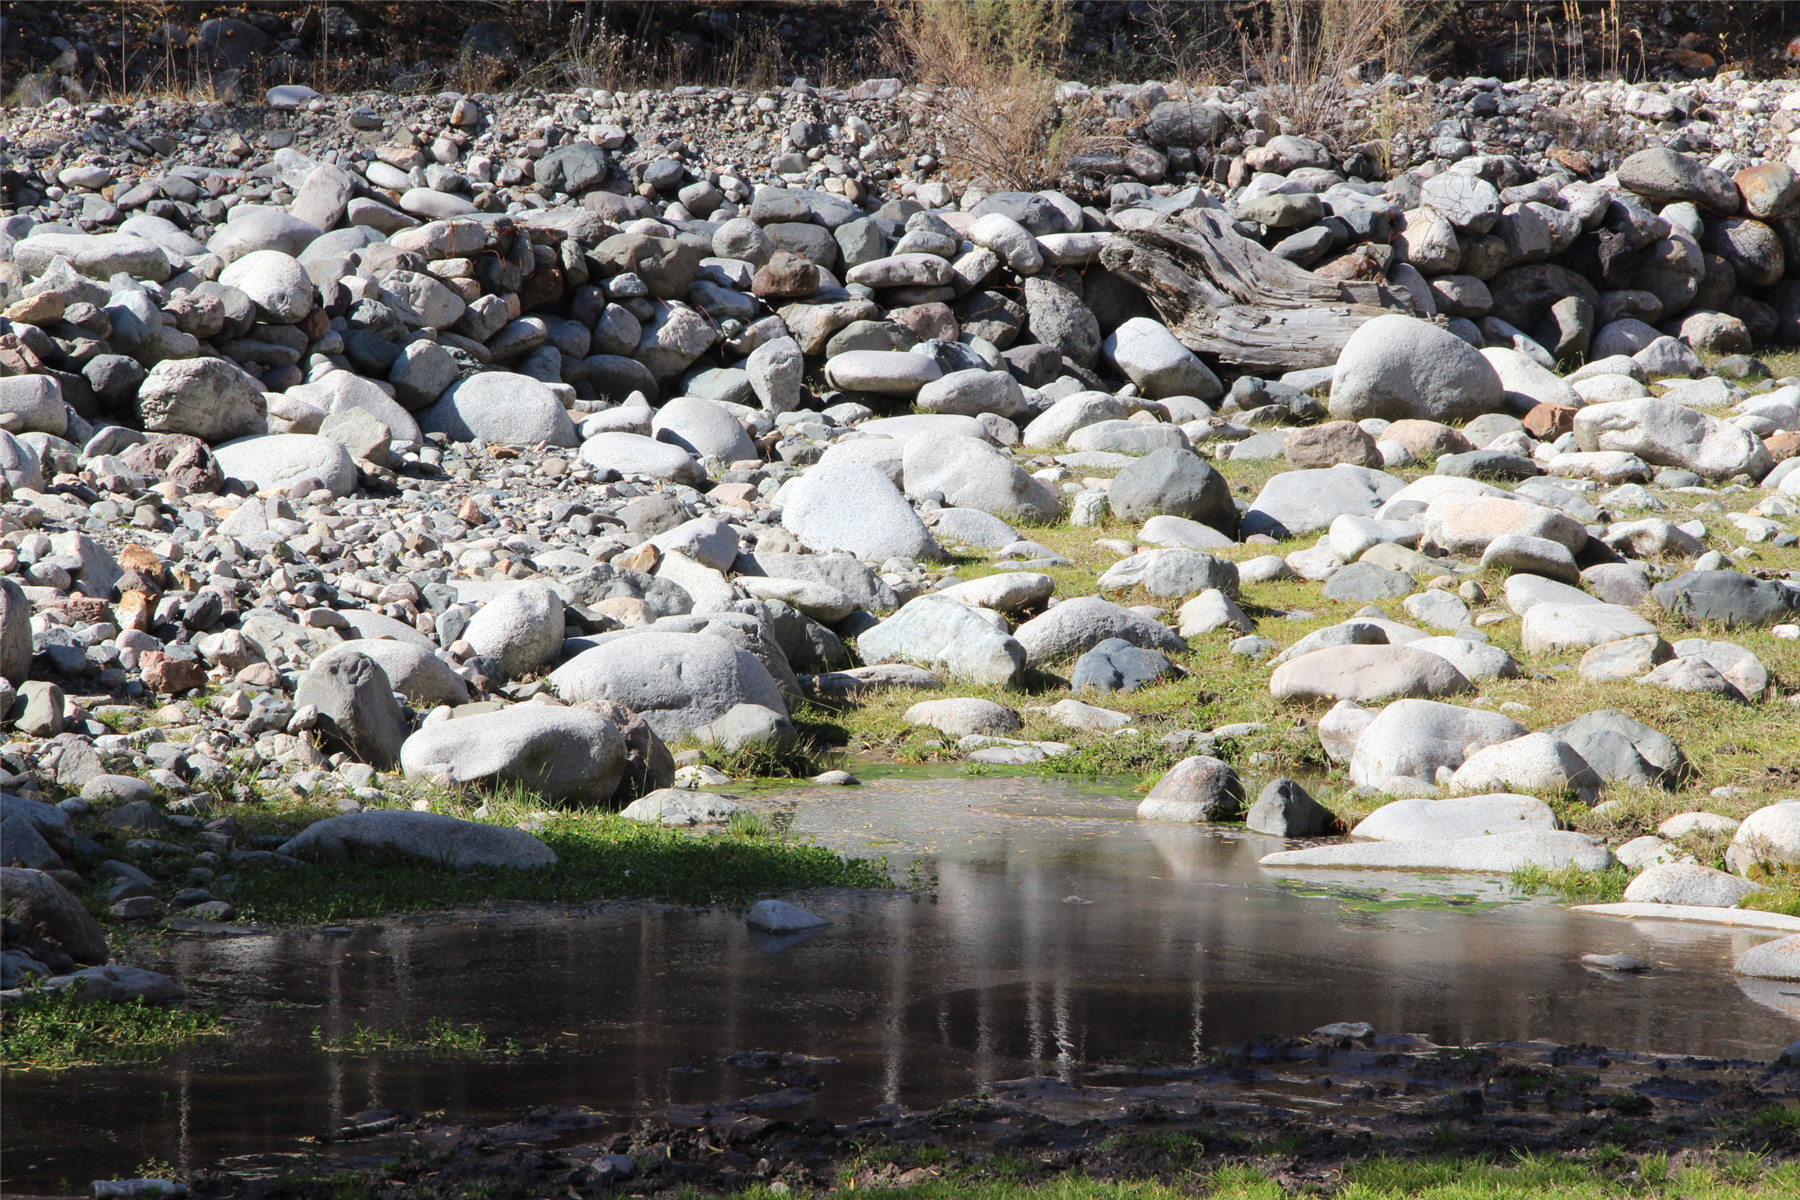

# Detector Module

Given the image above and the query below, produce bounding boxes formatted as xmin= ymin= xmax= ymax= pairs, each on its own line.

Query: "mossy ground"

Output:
xmin=218 ymin=1146 xmax=1800 ymax=1200
xmin=823 ymin=1153 xmax=1800 ymax=1200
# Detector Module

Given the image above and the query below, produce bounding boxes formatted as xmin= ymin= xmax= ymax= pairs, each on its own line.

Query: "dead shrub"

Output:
xmin=883 ymin=0 xmax=1081 ymax=191
xmin=1235 ymin=0 xmax=1443 ymax=151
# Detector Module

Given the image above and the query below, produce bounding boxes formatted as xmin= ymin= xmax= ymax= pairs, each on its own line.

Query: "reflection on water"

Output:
xmin=5 ymin=773 xmax=1793 ymax=1191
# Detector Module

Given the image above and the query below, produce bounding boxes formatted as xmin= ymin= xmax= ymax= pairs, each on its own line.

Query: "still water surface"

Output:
xmin=6 ymin=771 xmax=1794 ymax=1190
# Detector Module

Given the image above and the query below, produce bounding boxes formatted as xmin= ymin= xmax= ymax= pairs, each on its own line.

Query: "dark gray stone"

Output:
xmin=1107 ymin=447 xmax=1236 ymax=532
xmin=293 ymin=649 xmax=407 ymax=770
xmin=1547 ymin=709 xmax=1688 ymax=789
xmin=1436 ymin=450 xmax=1542 ymax=480
xmin=1070 ymin=637 xmax=1176 ymax=693
xmin=1651 ymin=571 xmax=1800 ymax=626
xmin=1246 ymin=778 xmax=1341 ymax=837
xmin=1320 ymin=561 xmax=1415 ymax=603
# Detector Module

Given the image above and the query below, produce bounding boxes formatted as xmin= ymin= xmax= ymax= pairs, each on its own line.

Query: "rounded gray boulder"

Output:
xmin=419 ymin=372 xmax=579 ymax=447
xmin=1329 ymin=314 xmax=1506 ymax=423
xmin=547 ymin=630 xmax=788 ymax=742
xmin=280 ymin=809 xmax=558 ymax=869
xmin=399 ymin=705 xmax=627 ymax=803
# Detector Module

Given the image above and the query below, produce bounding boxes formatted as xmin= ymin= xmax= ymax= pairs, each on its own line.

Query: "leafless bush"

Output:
xmin=883 ymin=0 xmax=1080 ymax=192
xmin=1235 ymin=0 xmax=1442 ymax=150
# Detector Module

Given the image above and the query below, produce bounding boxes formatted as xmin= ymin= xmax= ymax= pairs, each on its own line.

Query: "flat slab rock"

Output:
xmin=279 ymin=810 xmax=557 ymax=869
xmin=1258 ymin=830 xmax=1612 ymax=872
xmin=618 ymin=787 xmax=744 ymax=826
xmin=1573 ymin=903 xmax=1800 ymax=932
xmin=1350 ymin=793 xmax=1558 ymax=842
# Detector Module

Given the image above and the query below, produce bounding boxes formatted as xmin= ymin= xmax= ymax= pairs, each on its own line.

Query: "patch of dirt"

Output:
xmin=190 ymin=1034 xmax=1800 ymax=1199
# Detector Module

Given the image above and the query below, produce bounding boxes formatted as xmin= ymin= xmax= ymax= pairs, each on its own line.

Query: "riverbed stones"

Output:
xmin=421 ymin=372 xmax=579 ymax=447
xmin=218 ymin=249 xmax=313 ymax=324
xmin=580 ymin=432 xmax=704 ymax=483
xmin=1348 ymin=700 xmax=1527 ymax=791
xmin=1245 ymin=778 xmax=1339 ymax=837
xmin=293 ymin=648 xmax=406 ymax=770
xmin=1352 ymin=793 xmax=1558 ymax=841
xmin=1446 ymin=732 xmax=1600 ymax=799
xmin=690 ymin=702 xmax=797 ymax=752
xmin=1069 ymin=638 xmax=1177 ymax=693
xmin=1622 ymin=862 xmax=1765 ymax=907
xmin=1521 ymin=602 xmax=1657 ymax=653
xmin=1573 ymin=397 xmax=1772 ymax=481
xmin=280 ymin=810 xmax=558 ymax=869
xmin=10 ymin=71 xmax=1800 ymax=978
xmin=214 ymin=434 xmax=358 ymax=499
xmin=1023 ymin=391 xmax=1129 ymax=448
xmin=823 ymin=350 xmax=942 ymax=395
xmin=857 ymin=594 xmax=1027 ymax=687
xmin=0 ymin=867 xmax=108 ymax=966
xmin=780 ymin=460 xmax=942 ymax=562
xmin=1726 ymin=801 xmax=1800 ymax=875
xmin=13 ymin=231 xmax=173 ymax=281
xmin=935 ymin=572 xmax=1054 ymax=614
xmin=902 ymin=433 xmax=1060 ymax=522
xmin=462 ymin=582 xmax=564 ymax=681
xmin=1258 ymin=830 xmax=1612 ymax=872
xmin=915 ymin=368 xmax=1028 ymax=420
xmin=1012 ymin=596 xmax=1185 ymax=665
xmin=1320 ymin=561 xmax=1416 ymax=603
xmin=1270 ymin=645 xmax=1472 ymax=704
xmin=1329 ymin=314 xmax=1506 ymax=423
xmin=1244 ymin=466 xmax=1404 ymax=538
xmin=1022 ymin=276 xmax=1100 ymax=366
xmin=1480 ymin=533 xmax=1581 ymax=583
xmin=1407 ymin=637 xmax=1519 ymax=682
xmin=1737 ymin=936 xmax=1800 ymax=981
xmin=652 ymin=396 xmax=757 ymax=463
xmin=137 ymin=357 xmax=267 ymax=442
xmin=1617 ymin=146 xmax=1739 ymax=211
xmin=1137 ymin=755 xmax=1242 ymax=822
xmin=620 ymin=788 xmax=745 ymax=826
xmin=1652 ymin=571 xmax=1800 ymax=627
xmin=1284 ymin=421 xmax=1382 ymax=469
xmin=1176 ymin=588 xmax=1253 ymax=637
xmin=903 ymin=697 xmax=1021 ymax=737
xmin=1106 ymin=447 xmax=1235 ymax=531
xmin=548 ymin=631 xmax=788 ymax=741
xmin=341 ymin=640 xmax=469 ymax=709
xmin=1097 ymin=548 xmax=1238 ymax=598
xmin=746 ymin=898 xmax=830 ymax=933
xmin=1547 ymin=709 xmax=1689 ymax=788
xmin=1423 ymin=495 xmax=1587 ymax=556
xmin=1101 ymin=317 xmax=1222 ymax=400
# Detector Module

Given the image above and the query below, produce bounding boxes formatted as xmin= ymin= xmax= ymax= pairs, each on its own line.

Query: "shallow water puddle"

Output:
xmin=5 ymin=769 xmax=1793 ymax=1190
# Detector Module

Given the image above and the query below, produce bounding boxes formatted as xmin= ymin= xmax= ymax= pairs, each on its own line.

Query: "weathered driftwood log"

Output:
xmin=1099 ymin=206 xmax=1419 ymax=373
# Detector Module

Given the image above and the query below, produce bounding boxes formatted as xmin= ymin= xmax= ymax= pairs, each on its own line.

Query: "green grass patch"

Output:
xmin=1739 ymin=876 xmax=1800 ymax=918
xmin=1 ymin=990 xmax=226 ymax=1071
xmin=1509 ymin=863 xmax=1635 ymax=903
xmin=312 ymin=1016 xmax=532 ymax=1056
xmin=818 ymin=1152 xmax=1800 ymax=1198
xmin=1276 ymin=879 xmax=1512 ymax=914
xmin=226 ymin=794 xmax=894 ymax=924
